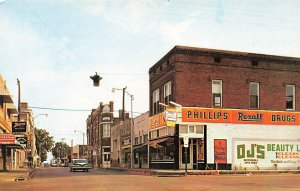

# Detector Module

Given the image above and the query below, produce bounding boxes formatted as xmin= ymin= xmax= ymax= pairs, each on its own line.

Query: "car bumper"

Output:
xmin=70 ymin=166 xmax=92 ymax=170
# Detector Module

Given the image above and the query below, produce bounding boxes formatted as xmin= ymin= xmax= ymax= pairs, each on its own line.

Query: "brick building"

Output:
xmin=86 ymin=102 xmax=114 ymax=168
xmin=148 ymin=46 xmax=300 ymax=170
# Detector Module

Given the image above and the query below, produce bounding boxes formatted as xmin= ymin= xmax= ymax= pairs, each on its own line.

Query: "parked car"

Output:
xmin=50 ymin=162 xmax=58 ymax=167
xmin=69 ymin=159 xmax=91 ymax=172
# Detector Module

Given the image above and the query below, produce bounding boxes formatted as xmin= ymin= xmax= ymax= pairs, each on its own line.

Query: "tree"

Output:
xmin=52 ymin=142 xmax=70 ymax=159
xmin=35 ymin=128 xmax=54 ymax=163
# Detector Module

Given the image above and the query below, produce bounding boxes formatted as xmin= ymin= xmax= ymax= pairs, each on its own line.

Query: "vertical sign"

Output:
xmin=214 ymin=139 xmax=227 ymax=164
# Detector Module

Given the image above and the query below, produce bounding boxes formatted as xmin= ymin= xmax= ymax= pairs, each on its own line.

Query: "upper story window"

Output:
xmin=212 ymin=80 xmax=222 ymax=107
xmin=286 ymin=85 xmax=295 ymax=110
xmin=143 ymin=134 xmax=148 ymax=143
xmin=164 ymin=81 xmax=172 ymax=105
xmin=250 ymin=82 xmax=259 ymax=109
xmin=103 ymin=123 xmax=110 ymax=137
xmin=251 ymin=60 xmax=258 ymax=66
xmin=214 ymin=57 xmax=221 ymax=63
xmin=152 ymin=89 xmax=160 ymax=115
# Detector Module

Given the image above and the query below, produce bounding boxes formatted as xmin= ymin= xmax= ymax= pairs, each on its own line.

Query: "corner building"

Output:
xmin=148 ymin=46 xmax=300 ymax=170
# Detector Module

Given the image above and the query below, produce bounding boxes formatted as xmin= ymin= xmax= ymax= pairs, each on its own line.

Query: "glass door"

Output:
xmin=180 ymin=140 xmax=193 ymax=169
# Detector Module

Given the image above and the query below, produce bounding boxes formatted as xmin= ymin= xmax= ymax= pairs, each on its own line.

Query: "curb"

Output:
xmin=14 ymin=168 xmax=38 ymax=181
xmin=27 ymin=168 xmax=38 ymax=179
xmin=105 ymin=168 xmax=300 ymax=177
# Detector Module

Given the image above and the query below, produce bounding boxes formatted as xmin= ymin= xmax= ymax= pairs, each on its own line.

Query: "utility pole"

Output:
xmin=71 ymin=139 xmax=73 ymax=160
xmin=17 ymin=79 xmax=20 ymax=121
xmin=122 ymin=87 xmax=127 ymax=120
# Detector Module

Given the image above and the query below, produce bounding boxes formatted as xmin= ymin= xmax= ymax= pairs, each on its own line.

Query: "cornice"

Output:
xmin=149 ymin=46 xmax=300 ymax=73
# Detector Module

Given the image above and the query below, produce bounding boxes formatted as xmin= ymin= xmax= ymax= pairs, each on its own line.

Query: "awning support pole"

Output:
xmin=1 ymin=145 xmax=7 ymax=171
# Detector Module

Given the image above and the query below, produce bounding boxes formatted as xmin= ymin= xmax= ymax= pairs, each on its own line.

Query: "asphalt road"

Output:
xmin=1 ymin=167 xmax=299 ymax=191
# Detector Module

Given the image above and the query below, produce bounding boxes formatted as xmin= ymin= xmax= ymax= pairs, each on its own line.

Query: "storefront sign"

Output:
xmin=16 ymin=137 xmax=27 ymax=145
xmin=0 ymin=134 xmax=15 ymax=144
xmin=233 ymin=140 xmax=300 ymax=170
xmin=214 ymin=139 xmax=227 ymax=164
xmin=150 ymin=112 xmax=166 ymax=129
xmin=12 ymin=122 xmax=27 ymax=132
xmin=182 ymin=107 xmax=300 ymax=125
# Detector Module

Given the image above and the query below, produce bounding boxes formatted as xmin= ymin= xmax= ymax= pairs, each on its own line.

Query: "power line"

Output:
xmin=30 ymin=106 xmax=143 ymax=114
xmin=30 ymin=106 xmax=91 ymax=112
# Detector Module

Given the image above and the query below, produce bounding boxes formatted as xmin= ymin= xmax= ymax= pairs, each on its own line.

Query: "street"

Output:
xmin=0 ymin=167 xmax=300 ymax=191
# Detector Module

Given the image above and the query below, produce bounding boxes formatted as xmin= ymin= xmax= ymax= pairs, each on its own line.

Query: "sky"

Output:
xmin=1 ymin=0 xmax=300 ymax=150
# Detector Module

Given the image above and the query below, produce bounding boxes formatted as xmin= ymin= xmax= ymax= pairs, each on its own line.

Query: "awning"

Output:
xmin=147 ymin=137 xmax=172 ymax=148
xmin=133 ymin=144 xmax=147 ymax=152
xmin=0 ymin=88 xmax=13 ymax=103
xmin=6 ymin=103 xmax=18 ymax=114
xmin=122 ymin=145 xmax=131 ymax=149
xmin=5 ymin=143 xmax=25 ymax=149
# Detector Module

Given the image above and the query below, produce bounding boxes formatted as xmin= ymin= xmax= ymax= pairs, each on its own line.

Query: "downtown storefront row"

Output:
xmin=149 ymin=107 xmax=300 ymax=170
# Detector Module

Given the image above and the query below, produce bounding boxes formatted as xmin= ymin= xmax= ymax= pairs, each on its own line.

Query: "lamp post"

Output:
xmin=112 ymin=87 xmax=134 ymax=169
xmin=75 ymin=130 xmax=85 ymax=159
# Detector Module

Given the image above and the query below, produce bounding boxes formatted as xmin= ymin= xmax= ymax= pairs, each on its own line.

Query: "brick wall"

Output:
xmin=149 ymin=46 xmax=300 ymax=115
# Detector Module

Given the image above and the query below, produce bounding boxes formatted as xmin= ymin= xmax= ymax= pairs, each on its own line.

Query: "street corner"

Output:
xmin=0 ymin=170 xmax=28 ymax=183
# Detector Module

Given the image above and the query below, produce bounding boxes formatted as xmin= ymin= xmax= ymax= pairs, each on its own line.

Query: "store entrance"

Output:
xmin=179 ymin=138 xmax=204 ymax=170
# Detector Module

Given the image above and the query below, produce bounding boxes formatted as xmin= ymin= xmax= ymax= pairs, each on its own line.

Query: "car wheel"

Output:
xmin=86 ymin=169 xmax=89 ymax=172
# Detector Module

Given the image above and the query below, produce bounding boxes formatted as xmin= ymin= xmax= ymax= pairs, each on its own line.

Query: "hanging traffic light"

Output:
xmin=90 ymin=72 xmax=102 ymax=87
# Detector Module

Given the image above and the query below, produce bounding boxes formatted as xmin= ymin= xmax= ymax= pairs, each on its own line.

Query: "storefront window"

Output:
xmin=134 ymin=152 xmax=139 ymax=164
xmin=196 ymin=125 xmax=203 ymax=134
xmin=179 ymin=125 xmax=188 ymax=134
xmin=150 ymin=139 xmax=174 ymax=161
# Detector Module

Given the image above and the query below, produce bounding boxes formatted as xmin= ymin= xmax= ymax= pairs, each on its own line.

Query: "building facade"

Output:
xmin=133 ymin=112 xmax=149 ymax=169
xmin=148 ymin=46 xmax=300 ymax=170
xmin=0 ymin=75 xmax=18 ymax=171
xmin=87 ymin=102 xmax=114 ymax=168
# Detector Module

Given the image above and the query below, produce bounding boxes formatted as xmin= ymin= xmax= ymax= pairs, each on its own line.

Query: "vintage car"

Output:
xmin=69 ymin=159 xmax=91 ymax=172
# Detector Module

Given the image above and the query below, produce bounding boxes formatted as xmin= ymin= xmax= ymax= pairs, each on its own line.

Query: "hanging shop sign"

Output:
xmin=0 ymin=134 xmax=15 ymax=144
xmin=182 ymin=107 xmax=300 ymax=125
xmin=165 ymin=109 xmax=177 ymax=127
xmin=12 ymin=121 xmax=27 ymax=132
xmin=233 ymin=140 xmax=300 ymax=170
xmin=16 ymin=136 xmax=27 ymax=147
xmin=214 ymin=139 xmax=227 ymax=164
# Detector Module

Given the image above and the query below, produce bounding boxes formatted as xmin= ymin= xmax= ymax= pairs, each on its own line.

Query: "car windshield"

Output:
xmin=73 ymin=159 xmax=88 ymax=164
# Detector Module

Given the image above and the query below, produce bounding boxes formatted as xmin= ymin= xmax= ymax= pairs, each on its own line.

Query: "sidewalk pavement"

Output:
xmin=105 ymin=167 xmax=300 ymax=177
xmin=0 ymin=168 xmax=37 ymax=182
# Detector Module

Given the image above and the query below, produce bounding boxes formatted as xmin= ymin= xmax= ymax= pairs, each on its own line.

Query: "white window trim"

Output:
xmin=164 ymin=81 xmax=172 ymax=98
xmin=212 ymin=80 xmax=222 ymax=107
xmin=250 ymin=82 xmax=260 ymax=109
xmin=152 ymin=88 xmax=160 ymax=114
xmin=102 ymin=122 xmax=111 ymax=138
xmin=286 ymin=85 xmax=296 ymax=111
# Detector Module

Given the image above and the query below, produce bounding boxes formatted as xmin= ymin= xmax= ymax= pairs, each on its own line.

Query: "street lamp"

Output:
xmin=112 ymin=87 xmax=134 ymax=169
xmin=33 ymin=113 xmax=48 ymax=119
xmin=75 ymin=130 xmax=85 ymax=159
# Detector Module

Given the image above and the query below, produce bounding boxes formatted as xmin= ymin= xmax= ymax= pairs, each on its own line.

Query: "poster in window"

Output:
xmin=214 ymin=139 xmax=227 ymax=164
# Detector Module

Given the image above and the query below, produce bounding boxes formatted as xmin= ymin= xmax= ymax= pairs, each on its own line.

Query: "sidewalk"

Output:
xmin=0 ymin=168 xmax=37 ymax=182
xmin=105 ymin=167 xmax=300 ymax=177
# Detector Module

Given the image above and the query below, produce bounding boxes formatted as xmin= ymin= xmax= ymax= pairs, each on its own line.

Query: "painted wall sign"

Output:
xmin=0 ymin=134 xmax=15 ymax=144
xmin=182 ymin=107 xmax=300 ymax=125
xmin=149 ymin=112 xmax=166 ymax=129
xmin=214 ymin=139 xmax=227 ymax=164
xmin=233 ymin=140 xmax=300 ymax=170
xmin=12 ymin=121 xmax=27 ymax=132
